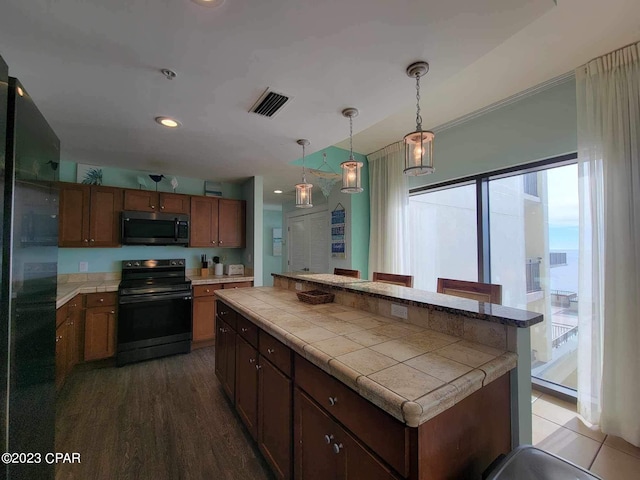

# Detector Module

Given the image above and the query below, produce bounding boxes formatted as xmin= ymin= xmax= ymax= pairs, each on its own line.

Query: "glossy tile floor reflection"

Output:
xmin=532 ymin=390 xmax=640 ymax=479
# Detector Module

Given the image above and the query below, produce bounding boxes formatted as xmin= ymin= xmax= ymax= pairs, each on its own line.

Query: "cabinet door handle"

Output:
xmin=205 ymin=289 xmax=210 ymax=293
xmin=151 ymin=205 xmax=155 ymax=209
xmin=83 ymin=239 xmax=88 ymax=243
xmin=99 ymin=298 xmax=104 ymax=302
xmin=267 ymin=348 xmax=275 ymax=355
xmin=160 ymin=205 xmax=165 ymax=210
xmin=241 ymin=327 xmax=248 ymax=333
xmin=211 ymin=241 xmax=216 ymax=245
xmin=219 ymin=327 xmax=224 ymax=333
xmin=332 ymin=443 xmax=343 ymax=454
xmin=219 ymin=311 xmax=227 ymax=316
xmin=324 ymin=434 xmax=334 ymax=445
xmin=249 ymin=358 xmax=256 ymax=364
xmin=219 ymin=241 xmax=223 ymax=245
xmin=110 ymin=310 xmax=115 ymax=314
xmin=328 ymin=396 xmax=337 ymax=406
xmin=90 ymin=239 xmax=95 ymax=242
xmin=255 ymin=364 xmax=262 ymax=370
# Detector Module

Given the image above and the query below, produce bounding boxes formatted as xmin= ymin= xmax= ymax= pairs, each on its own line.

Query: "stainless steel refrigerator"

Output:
xmin=1 ymin=54 xmax=60 ymax=480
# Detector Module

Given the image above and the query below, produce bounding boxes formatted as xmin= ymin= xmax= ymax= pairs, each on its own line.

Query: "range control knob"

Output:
xmin=178 ymin=260 xmax=184 ymax=266
xmin=126 ymin=262 xmax=132 ymax=267
xmin=171 ymin=261 xmax=177 ymax=266
xmin=134 ymin=261 xmax=140 ymax=267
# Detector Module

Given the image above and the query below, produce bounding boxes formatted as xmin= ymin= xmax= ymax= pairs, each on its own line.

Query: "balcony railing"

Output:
xmin=526 ymin=258 xmax=542 ymax=293
xmin=523 ymin=172 xmax=539 ymax=197
xmin=550 ymin=252 xmax=567 ymax=267
xmin=552 ymin=323 xmax=578 ymax=348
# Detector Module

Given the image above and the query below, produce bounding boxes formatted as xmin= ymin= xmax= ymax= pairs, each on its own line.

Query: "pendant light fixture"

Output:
xmin=403 ymin=61 xmax=434 ymax=176
xmin=341 ymin=108 xmax=363 ymax=193
xmin=295 ymin=139 xmax=313 ymax=208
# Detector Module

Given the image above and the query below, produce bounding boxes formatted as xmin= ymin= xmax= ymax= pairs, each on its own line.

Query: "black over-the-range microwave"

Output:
xmin=121 ymin=211 xmax=189 ymax=246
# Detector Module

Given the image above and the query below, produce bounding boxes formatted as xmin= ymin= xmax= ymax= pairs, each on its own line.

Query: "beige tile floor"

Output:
xmin=532 ymin=389 xmax=640 ymax=479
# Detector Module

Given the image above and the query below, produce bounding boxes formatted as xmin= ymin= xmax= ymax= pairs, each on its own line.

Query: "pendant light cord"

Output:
xmin=415 ymin=74 xmax=423 ymax=131
xmin=301 ymin=143 xmax=306 ymax=182
xmin=349 ymin=114 xmax=354 ymax=160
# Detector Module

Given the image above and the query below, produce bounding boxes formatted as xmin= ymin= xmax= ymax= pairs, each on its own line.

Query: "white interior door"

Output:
xmin=288 ymin=216 xmax=309 ymax=272
xmin=287 ymin=211 xmax=328 ymax=273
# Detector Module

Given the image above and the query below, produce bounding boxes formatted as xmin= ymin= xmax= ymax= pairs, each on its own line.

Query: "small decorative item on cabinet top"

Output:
xmin=204 ymin=180 xmax=222 ymax=197
xmin=296 ymin=289 xmax=335 ymax=305
xmin=77 ymin=164 xmax=103 ymax=185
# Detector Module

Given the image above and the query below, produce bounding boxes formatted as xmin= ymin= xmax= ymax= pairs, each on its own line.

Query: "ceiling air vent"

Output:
xmin=249 ymin=88 xmax=292 ymax=118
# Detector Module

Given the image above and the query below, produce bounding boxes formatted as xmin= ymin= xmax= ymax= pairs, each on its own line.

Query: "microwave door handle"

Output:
xmin=174 ymin=219 xmax=178 ymax=242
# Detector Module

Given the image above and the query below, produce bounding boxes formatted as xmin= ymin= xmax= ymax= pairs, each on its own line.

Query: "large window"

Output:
xmin=409 ymin=155 xmax=579 ymax=394
xmin=408 ymin=184 xmax=477 ymax=291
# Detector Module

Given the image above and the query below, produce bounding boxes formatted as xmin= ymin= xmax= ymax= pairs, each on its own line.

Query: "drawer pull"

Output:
xmin=255 ymin=364 xmax=262 ymax=370
xmin=220 ymin=311 xmax=227 ymax=316
xmin=332 ymin=443 xmax=343 ymax=454
xmin=219 ymin=327 xmax=224 ymax=333
xmin=205 ymin=289 xmax=210 ymax=293
xmin=328 ymin=396 xmax=338 ymax=406
xmin=324 ymin=434 xmax=334 ymax=445
xmin=110 ymin=310 xmax=115 ymax=314
xmin=249 ymin=358 xmax=256 ymax=364
xmin=99 ymin=298 xmax=104 ymax=302
xmin=267 ymin=348 xmax=275 ymax=354
xmin=241 ymin=327 xmax=248 ymax=333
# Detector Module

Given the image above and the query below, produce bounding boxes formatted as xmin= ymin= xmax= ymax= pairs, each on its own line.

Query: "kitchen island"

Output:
xmin=214 ymin=274 xmax=542 ymax=479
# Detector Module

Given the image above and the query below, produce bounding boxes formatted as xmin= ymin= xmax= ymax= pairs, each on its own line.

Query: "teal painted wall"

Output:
xmin=59 ymin=159 xmax=244 ymax=199
xmin=285 ymin=147 xmax=370 ymax=277
xmin=243 ymin=176 xmax=264 ymax=286
xmin=262 ymin=209 xmax=283 ymax=286
xmin=58 ymin=246 xmax=244 ymax=274
xmin=408 ymin=79 xmax=577 ymax=189
xmin=58 ymin=160 xmax=247 ymax=273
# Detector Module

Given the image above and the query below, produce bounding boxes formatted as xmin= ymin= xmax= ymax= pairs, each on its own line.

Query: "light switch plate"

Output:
xmin=79 ymin=261 xmax=88 ymax=273
xmin=391 ymin=303 xmax=408 ymax=319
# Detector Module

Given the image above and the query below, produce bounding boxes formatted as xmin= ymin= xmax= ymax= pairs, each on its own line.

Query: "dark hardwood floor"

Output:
xmin=55 ymin=347 xmax=274 ymax=480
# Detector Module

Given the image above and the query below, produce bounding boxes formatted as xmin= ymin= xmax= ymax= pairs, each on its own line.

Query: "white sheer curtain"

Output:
xmin=576 ymin=41 xmax=640 ymax=447
xmin=367 ymin=142 xmax=410 ymax=278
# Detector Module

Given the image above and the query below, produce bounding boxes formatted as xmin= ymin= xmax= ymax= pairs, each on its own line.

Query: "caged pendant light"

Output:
xmin=403 ymin=61 xmax=434 ymax=176
xmin=340 ymin=108 xmax=363 ymax=193
xmin=295 ymin=139 xmax=313 ymax=208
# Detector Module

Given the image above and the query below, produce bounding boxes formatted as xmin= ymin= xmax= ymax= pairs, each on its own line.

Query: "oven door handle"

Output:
xmin=174 ymin=219 xmax=179 ymax=242
xmin=119 ymin=292 xmax=193 ymax=305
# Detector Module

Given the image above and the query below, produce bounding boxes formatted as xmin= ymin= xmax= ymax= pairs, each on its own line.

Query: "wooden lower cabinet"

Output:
xmin=55 ymin=294 xmax=85 ymax=390
xmin=294 ymin=388 xmax=397 ymax=480
xmin=84 ymin=305 xmax=116 ymax=361
xmin=258 ymin=357 xmax=292 ymax=479
xmin=215 ymin=315 xmax=236 ymax=400
xmin=192 ymin=284 xmax=222 ymax=344
xmin=215 ymin=301 xmax=512 ymax=480
xmin=235 ymin=336 xmax=259 ymax=440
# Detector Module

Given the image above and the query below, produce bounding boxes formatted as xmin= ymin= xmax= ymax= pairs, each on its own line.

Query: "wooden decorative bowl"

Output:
xmin=296 ymin=290 xmax=335 ymax=305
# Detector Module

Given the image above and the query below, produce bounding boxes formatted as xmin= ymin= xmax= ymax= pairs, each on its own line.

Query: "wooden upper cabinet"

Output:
xmin=190 ymin=196 xmax=219 ymax=247
xmin=89 ymin=186 xmax=123 ymax=247
xmin=123 ymin=190 xmax=157 ymax=212
xmin=159 ymin=193 xmax=190 ymax=214
xmin=219 ymin=199 xmax=246 ymax=248
xmin=123 ymin=190 xmax=190 ymax=214
xmin=59 ymin=183 xmax=122 ymax=247
xmin=59 ymin=183 xmax=91 ymax=247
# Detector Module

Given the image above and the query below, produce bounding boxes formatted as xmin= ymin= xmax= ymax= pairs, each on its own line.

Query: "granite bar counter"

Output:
xmin=215 ymin=284 xmax=519 ymax=427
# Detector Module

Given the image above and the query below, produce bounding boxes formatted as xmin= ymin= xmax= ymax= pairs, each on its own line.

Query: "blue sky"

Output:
xmin=547 ymin=164 xmax=579 ymax=251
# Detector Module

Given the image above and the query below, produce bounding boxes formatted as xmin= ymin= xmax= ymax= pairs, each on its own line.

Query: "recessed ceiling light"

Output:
xmin=155 ymin=116 xmax=181 ymax=128
xmin=191 ymin=0 xmax=225 ymax=7
xmin=274 ymin=190 xmax=283 ymax=194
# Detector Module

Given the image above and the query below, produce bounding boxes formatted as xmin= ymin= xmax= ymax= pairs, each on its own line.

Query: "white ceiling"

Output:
xmin=0 ymin=0 xmax=638 ymax=206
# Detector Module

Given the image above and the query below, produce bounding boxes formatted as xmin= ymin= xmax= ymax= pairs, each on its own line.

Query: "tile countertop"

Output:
xmin=215 ymin=286 xmax=517 ymax=428
xmin=273 ymin=273 xmax=543 ymax=328
xmin=56 ymin=275 xmax=255 ymax=308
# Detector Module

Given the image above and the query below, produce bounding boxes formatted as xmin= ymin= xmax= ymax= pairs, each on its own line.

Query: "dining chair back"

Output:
xmin=333 ymin=268 xmax=361 ymax=279
xmin=372 ymin=272 xmax=414 ymax=288
xmin=436 ymin=278 xmax=502 ymax=304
